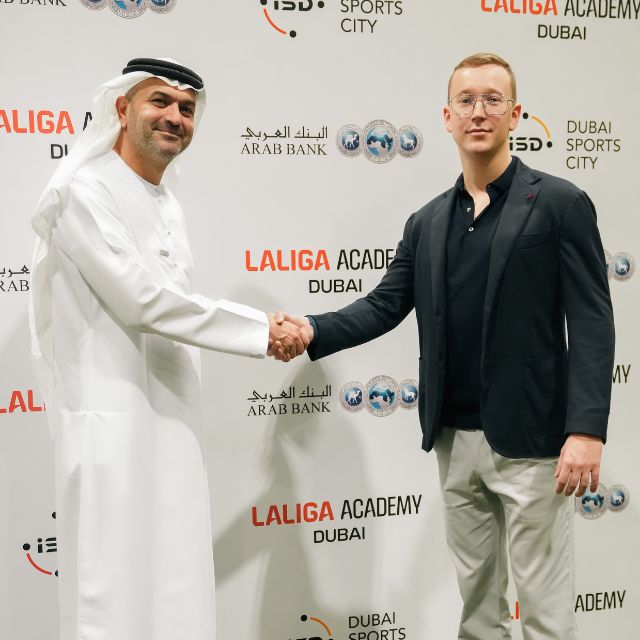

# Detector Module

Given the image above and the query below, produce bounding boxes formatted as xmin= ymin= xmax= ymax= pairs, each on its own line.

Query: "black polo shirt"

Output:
xmin=440 ymin=156 xmax=518 ymax=429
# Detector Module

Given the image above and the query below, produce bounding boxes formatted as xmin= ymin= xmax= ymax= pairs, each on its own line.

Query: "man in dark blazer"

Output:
xmin=273 ymin=53 xmax=614 ymax=639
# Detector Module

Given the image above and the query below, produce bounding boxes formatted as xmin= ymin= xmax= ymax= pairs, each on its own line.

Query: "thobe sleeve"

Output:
xmin=53 ymin=175 xmax=269 ymax=358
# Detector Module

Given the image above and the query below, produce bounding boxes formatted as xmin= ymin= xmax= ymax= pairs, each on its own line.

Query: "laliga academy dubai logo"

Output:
xmin=605 ymin=250 xmax=635 ymax=282
xmin=79 ymin=0 xmax=176 ymax=17
xmin=22 ymin=512 xmax=58 ymax=577
xmin=259 ymin=0 xmax=325 ymax=38
xmin=337 ymin=121 xmax=423 ymax=163
xmin=340 ymin=376 xmax=418 ymax=416
xmin=575 ymin=483 xmax=631 ymax=519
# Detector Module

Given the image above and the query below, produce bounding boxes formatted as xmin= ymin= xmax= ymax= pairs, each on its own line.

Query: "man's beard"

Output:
xmin=133 ymin=123 xmax=188 ymax=165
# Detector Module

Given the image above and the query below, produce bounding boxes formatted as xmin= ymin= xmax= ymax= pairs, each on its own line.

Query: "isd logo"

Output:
xmin=398 ymin=379 xmax=418 ymax=410
xmin=340 ymin=381 xmax=365 ymax=412
xmin=510 ymin=112 xmax=553 ymax=152
xmin=609 ymin=251 xmax=635 ymax=282
xmin=337 ymin=121 xmax=422 ymax=163
xmin=291 ymin=613 xmax=334 ymax=640
xmin=259 ymin=0 xmax=325 ymax=38
xmin=366 ymin=375 xmax=399 ymax=416
xmin=608 ymin=484 xmax=630 ymax=513
xmin=22 ymin=512 xmax=58 ymax=577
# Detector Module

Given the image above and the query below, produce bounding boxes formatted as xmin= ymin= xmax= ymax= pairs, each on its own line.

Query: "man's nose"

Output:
xmin=163 ymin=102 xmax=182 ymax=124
xmin=471 ymin=99 xmax=488 ymax=117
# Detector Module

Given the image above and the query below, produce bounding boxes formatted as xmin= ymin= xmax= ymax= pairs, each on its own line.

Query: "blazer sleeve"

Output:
xmin=559 ymin=190 xmax=615 ymax=440
xmin=307 ymin=213 xmax=416 ymax=360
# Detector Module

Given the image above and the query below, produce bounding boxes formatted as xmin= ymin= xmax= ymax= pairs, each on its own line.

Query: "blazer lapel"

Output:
xmin=429 ymin=191 xmax=455 ymax=310
xmin=481 ymin=166 xmax=541 ymax=347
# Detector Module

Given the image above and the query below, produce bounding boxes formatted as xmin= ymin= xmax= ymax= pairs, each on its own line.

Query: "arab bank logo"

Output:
xmin=576 ymin=484 xmax=608 ymax=520
xmin=366 ymin=375 xmax=399 ymax=416
xmin=340 ymin=381 xmax=365 ymax=412
xmin=259 ymin=0 xmax=325 ymax=39
xmin=610 ymin=252 xmax=635 ymax=281
xmin=399 ymin=379 xmax=419 ymax=410
xmin=22 ymin=512 xmax=58 ymax=577
xmin=608 ymin=484 xmax=630 ymax=513
xmin=80 ymin=0 xmax=177 ymax=17
xmin=337 ymin=121 xmax=422 ymax=162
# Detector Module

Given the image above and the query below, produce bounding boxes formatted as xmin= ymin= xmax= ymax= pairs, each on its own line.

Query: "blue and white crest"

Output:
xmin=362 ymin=120 xmax=397 ymax=164
xmin=366 ymin=375 xmax=399 ymax=416
xmin=336 ymin=124 xmax=362 ymax=158
xmin=399 ymin=379 xmax=419 ymax=410
xmin=611 ymin=252 xmax=635 ymax=281
xmin=109 ymin=0 xmax=146 ymax=18
xmin=80 ymin=0 xmax=107 ymax=9
xmin=576 ymin=483 xmax=608 ymax=519
xmin=147 ymin=0 xmax=176 ymax=13
xmin=608 ymin=484 xmax=630 ymax=513
xmin=339 ymin=381 xmax=365 ymax=412
xmin=397 ymin=125 xmax=423 ymax=158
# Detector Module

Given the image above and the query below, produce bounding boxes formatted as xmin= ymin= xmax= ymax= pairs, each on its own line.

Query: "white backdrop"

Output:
xmin=1 ymin=1 xmax=638 ymax=639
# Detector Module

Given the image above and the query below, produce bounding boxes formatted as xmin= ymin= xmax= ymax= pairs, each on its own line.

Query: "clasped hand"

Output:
xmin=267 ymin=311 xmax=314 ymax=362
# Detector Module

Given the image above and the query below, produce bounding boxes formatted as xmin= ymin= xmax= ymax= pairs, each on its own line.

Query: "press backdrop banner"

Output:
xmin=1 ymin=2 xmax=638 ymax=639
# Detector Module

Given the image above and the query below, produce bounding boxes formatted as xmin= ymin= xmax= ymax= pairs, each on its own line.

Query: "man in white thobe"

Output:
xmin=29 ymin=58 xmax=306 ymax=640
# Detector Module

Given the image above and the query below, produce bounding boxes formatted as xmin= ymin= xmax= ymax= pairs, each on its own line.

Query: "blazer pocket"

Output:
xmin=516 ymin=230 xmax=551 ymax=249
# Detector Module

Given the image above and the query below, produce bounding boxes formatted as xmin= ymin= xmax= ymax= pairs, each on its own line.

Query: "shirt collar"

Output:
xmin=455 ymin=155 xmax=520 ymax=194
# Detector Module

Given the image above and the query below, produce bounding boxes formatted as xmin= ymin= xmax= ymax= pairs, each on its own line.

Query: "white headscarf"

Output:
xmin=29 ymin=59 xmax=206 ymax=419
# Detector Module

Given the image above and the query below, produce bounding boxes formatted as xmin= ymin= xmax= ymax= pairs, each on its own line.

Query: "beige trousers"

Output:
xmin=434 ymin=427 xmax=576 ymax=640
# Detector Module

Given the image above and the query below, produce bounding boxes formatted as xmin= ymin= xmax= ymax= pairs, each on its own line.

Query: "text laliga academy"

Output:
xmin=252 ymin=494 xmax=422 ymax=544
xmin=480 ymin=0 xmax=640 ymax=41
xmin=245 ymin=248 xmax=396 ymax=294
xmin=0 ymin=109 xmax=92 ymax=159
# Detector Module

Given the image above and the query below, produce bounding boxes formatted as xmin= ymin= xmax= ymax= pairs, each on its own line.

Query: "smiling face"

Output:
xmin=116 ymin=78 xmax=197 ymax=169
xmin=444 ymin=64 xmax=521 ymax=161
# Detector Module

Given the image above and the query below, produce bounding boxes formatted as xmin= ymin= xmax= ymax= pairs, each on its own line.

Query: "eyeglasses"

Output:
xmin=448 ymin=93 xmax=514 ymax=117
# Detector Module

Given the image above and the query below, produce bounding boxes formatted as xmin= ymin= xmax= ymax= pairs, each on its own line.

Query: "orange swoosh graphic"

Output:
xmin=309 ymin=616 xmax=333 ymax=636
xmin=530 ymin=114 xmax=551 ymax=140
xmin=26 ymin=553 xmax=52 ymax=575
xmin=263 ymin=8 xmax=287 ymax=34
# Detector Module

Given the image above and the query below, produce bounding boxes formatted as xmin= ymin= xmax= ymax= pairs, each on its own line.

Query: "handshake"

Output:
xmin=267 ymin=311 xmax=314 ymax=362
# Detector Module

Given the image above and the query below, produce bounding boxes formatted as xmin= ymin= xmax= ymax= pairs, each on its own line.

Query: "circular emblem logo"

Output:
xmin=398 ymin=379 xmax=419 ymax=410
xmin=576 ymin=483 xmax=608 ymax=519
xmin=339 ymin=381 xmax=365 ymax=412
xmin=147 ymin=0 xmax=176 ymax=13
xmin=362 ymin=120 xmax=397 ymax=164
xmin=608 ymin=484 xmax=630 ymax=513
xmin=336 ymin=125 xmax=362 ymax=158
xmin=80 ymin=0 xmax=107 ymax=8
xmin=109 ymin=0 xmax=147 ymax=18
xmin=397 ymin=125 xmax=423 ymax=158
xmin=365 ymin=375 xmax=399 ymax=416
xmin=611 ymin=252 xmax=635 ymax=281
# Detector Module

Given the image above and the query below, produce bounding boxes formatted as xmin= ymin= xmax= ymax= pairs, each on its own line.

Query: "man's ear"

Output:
xmin=115 ymin=95 xmax=129 ymax=129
